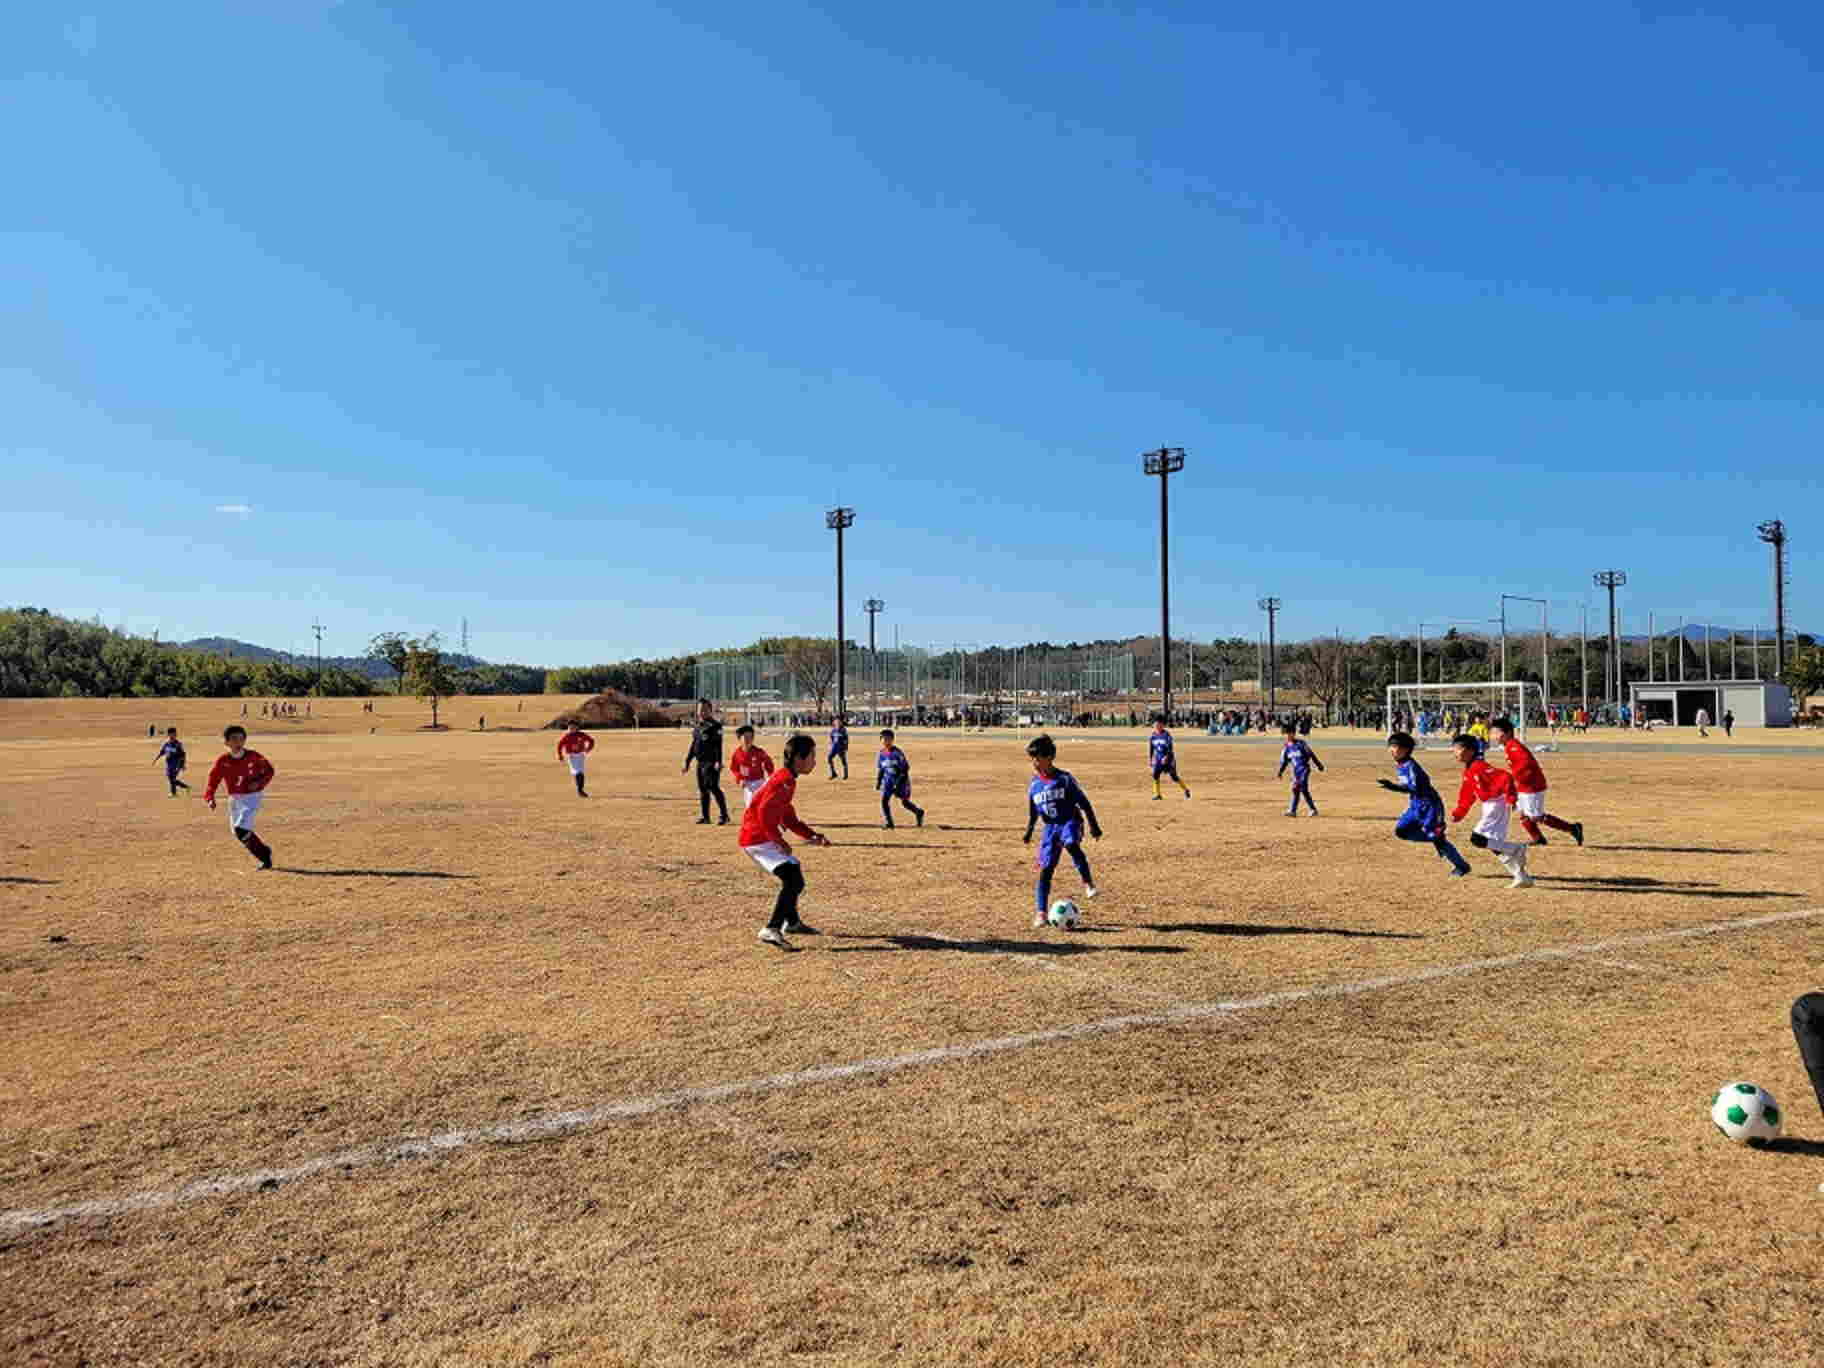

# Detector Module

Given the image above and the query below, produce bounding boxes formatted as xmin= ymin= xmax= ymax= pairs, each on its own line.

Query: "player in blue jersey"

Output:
xmin=828 ymin=715 xmax=850 ymax=780
xmin=875 ymin=729 xmax=925 ymax=829
xmin=1147 ymin=717 xmax=1191 ymax=800
xmin=1022 ymin=734 xmax=1102 ymax=929
xmin=154 ymin=727 xmax=190 ymax=796
xmin=1276 ymin=721 xmax=1325 ymax=816
xmin=1378 ymin=732 xmax=1472 ymax=877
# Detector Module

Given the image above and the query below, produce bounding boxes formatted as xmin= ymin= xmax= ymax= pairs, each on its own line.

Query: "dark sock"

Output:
xmin=1432 ymin=836 xmax=1470 ymax=872
xmin=768 ymin=862 xmax=804 ymax=930
xmin=1519 ymin=815 xmax=1544 ymax=842
xmin=1540 ymin=814 xmax=1575 ymax=833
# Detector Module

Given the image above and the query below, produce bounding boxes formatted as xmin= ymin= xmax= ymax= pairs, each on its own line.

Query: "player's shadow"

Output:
xmin=1521 ymin=874 xmax=1802 ymax=900
xmin=1760 ymin=1136 xmax=1824 ymax=1158
xmin=831 ymin=841 xmax=953 ymax=850
xmin=1133 ymin=921 xmax=1424 ymax=940
xmin=282 ymin=868 xmax=478 ymax=879
xmin=0 ymin=876 xmax=58 ymax=885
xmin=1595 ymin=844 xmax=1772 ymax=855
xmin=828 ymin=933 xmax=1185 ymax=957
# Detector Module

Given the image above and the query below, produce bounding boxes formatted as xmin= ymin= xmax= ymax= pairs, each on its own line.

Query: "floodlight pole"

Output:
xmin=311 ymin=619 xmax=325 ymax=693
xmin=864 ymin=598 xmax=884 ymax=725
xmin=1258 ymin=597 xmax=1281 ymax=715
xmin=1757 ymin=519 xmax=1788 ymax=676
xmin=1579 ymin=604 xmax=1589 ymax=713
xmin=1594 ymin=571 xmax=1626 ymax=709
xmin=1142 ymin=447 xmax=1185 ymax=721
xmin=827 ymin=507 xmax=854 ymax=721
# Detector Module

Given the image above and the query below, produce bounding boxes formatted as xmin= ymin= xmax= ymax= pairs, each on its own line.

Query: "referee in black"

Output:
xmin=684 ymin=698 xmax=730 ymax=825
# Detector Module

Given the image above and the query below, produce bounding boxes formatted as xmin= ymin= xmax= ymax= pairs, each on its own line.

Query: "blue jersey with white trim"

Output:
xmin=1148 ymin=732 xmax=1174 ymax=766
xmin=1028 ymin=768 xmax=1092 ymax=826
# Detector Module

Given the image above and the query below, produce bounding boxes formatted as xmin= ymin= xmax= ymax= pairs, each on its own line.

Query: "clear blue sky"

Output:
xmin=4 ymin=2 xmax=1818 ymax=666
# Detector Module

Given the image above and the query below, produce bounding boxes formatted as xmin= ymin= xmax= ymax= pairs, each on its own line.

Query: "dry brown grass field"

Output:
xmin=4 ymin=697 xmax=1824 ymax=1365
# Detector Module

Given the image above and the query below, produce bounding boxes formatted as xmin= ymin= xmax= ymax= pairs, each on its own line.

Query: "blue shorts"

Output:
xmin=1396 ymin=800 xmax=1446 ymax=841
xmin=881 ymin=779 xmax=911 ymax=800
xmin=1150 ymin=761 xmax=1178 ymax=780
xmin=1036 ymin=819 xmax=1083 ymax=868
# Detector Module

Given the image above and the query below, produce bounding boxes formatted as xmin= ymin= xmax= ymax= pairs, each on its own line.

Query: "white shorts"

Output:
xmin=743 ymin=841 xmax=798 ymax=874
xmin=1515 ymin=791 xmax=1547 ymax=819
xmin=227 ymin=792 xmax=264 ymax=830
xmin=741 ymin=779 xmax=765 ymax=807
xmin=1474 ymin=801 xmax=1517 ymax=852
xmin=566 ymin=753 xmax=587 ymax=774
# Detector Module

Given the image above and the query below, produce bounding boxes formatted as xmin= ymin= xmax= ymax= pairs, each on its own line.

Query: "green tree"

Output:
xmin=367 ymin=632 xmax=411 ymax=695
xmin=1782 ymin=643 xmax=1824 ymax=703
xmin=405 ymin=634 xmax=459 ymax=728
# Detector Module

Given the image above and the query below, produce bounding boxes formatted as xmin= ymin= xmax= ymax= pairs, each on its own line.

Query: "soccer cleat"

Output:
xmin=915 ymin=809 xmax=924 ymax=828
xmin=1184 ymin=789 xmax=1192 ymax=800
xmin=881 ymin=820 xmax=895 ymax=830
xmin=717 ymin=816 xmax=729 ymax=826
xmin=1032 ymin=911 xmax=1049 ymax=929
xmin=757 ymin=927 xmax=788 ymax=947
xmin=1528 ymin=836 xmax=1547 ymax=846
xmin=1448 ymin=866 xmax=1471 ymax=878
xmin=1510 ymin=869 xmax=1536 ymax=889
xmin=781 ymin=919 xmax=820 ymax=936
xmin=1152 ymin=794 xmax=1162 ymax=801
xmin=1084 ymin=885 xmax=1099 ymax=899
xmin=696 ymin=817 xmax=711 ymax=825
xmin=1571 ymin=822 xmax=1585 ymax=847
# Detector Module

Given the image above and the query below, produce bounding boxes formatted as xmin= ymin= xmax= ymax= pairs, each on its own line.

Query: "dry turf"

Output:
xmin=3 ymin=697 xmax=1824 ymax=1365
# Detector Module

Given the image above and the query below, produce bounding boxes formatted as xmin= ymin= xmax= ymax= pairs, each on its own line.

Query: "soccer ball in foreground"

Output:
xmin=1047 ymin=899 xmax=1081 ymax=930
xmin=1710 ymin=1082 xmax=1782 ymax=1144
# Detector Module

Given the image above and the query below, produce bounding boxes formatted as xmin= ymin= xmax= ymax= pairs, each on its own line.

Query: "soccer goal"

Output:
xmin=1384 ymin=681 xmax=1547 ymax=748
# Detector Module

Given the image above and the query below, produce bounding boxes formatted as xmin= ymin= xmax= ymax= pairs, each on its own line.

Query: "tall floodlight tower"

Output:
xmin=1757 ymin=520 xmax=1788 ymax=676
xmin=311 ymin=619 xmax=326 ymax=692
xmin=1142 ymin=447 xmax=1185 ymax=720
xmin=1593 ymin=571 xmax=1627 ymax=709
xmin=1258 ymin=597 xmax=1282 ymax=715
xmin=864 ymin=598 xmax=885 ymax=723
xmin=826 ymin=507 xmax=854 ymax=719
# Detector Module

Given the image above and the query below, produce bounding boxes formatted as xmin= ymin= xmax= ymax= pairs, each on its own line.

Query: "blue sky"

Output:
xmin=3 ymin=2 xmax=1818 ymax=666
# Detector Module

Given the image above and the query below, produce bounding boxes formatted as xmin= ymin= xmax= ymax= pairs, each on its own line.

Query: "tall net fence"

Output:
xmin=695 ymin=646 xmax=1138 ymax=724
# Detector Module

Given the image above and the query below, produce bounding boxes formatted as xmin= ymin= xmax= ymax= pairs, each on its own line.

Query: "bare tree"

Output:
xmin=782 ymin=639 xmax=839 ymax=715
xmin=1284 ymin=639 xmax=1348 ymax=718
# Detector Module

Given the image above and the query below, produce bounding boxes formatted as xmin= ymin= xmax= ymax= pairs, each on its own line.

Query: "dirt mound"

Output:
xmin=546 ymin=690 xmax=673 ymax=730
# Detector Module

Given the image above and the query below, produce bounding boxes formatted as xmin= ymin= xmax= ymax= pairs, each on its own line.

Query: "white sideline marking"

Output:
xmin=4 ymin=907 xmax=1820 ymax=1238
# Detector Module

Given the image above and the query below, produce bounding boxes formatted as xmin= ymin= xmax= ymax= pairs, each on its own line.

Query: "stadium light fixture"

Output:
xmin=827 ymin=507 xmax=854 ymax=719
xmin=1142 ymin=447 xmax=1185 ymax=720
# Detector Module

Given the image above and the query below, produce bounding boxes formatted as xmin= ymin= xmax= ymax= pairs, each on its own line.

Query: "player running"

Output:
xmin=154 ymin=727 xmax=190 ymax=796
xmin=1379 ymin=732 xmax=1472 ymax=879
xmin=202 ymin=725 xmax=275 ymax=871
xmin=739 ymin=733 xmax=831 ymax=948
xmin=556 ymin=721 xmax=595 ymax=797
xmin=1023 ymin=734 xmax=1102 ymax=929
xmin=1487 ymin=717 xmax=1583 ymax=847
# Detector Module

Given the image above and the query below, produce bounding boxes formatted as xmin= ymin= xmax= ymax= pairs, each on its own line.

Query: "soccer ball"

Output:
xmin=1047 ymin=899 xmax=1081 ymax=930
xmin=1710 ymin=1081 xmax=1782 ymax=1145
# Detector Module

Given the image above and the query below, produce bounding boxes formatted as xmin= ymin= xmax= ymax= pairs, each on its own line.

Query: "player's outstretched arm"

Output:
xmin=1377 ymin=778 xmax=1408 ymax=792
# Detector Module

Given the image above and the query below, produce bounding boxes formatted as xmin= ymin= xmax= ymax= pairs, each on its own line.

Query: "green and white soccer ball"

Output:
xmin=1710 ymin=1081 xmax=1782 ymax=1145
xmin=1047 ymin=899 xmax=1081 ymax=930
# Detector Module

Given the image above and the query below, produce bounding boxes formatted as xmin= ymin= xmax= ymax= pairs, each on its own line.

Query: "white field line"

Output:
xmin=4 ymin=906 xmax=1820 ymax=1239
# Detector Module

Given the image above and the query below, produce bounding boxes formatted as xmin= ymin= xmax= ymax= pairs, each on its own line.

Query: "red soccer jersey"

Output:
xmin=203 ymin=749 xmax=274 ymax=801
xmin=1500 ymin=737 xmax=1548 ymax=794
xmin=556 ymin=730 xmax=595 ymax=758
xmin=738 ymin=768 xmax=816 ymax=848
xmin=1451 ymin=759 xmax=1516 ymax=822
xmin=729 ymin=744 xmax=774 ymax=785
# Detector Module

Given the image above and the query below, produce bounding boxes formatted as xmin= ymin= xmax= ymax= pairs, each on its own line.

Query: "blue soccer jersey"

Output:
xmin=829 ymin=726 xmax=848 ymax=754
xmin=876 ymin=745 xmax=910 ymax=791
xmin=1279 ymin=739 xmax=1313 ymax=779
xmin=157 ymin=739 xmax=186 ymax=771
xmin=1148 ymin=731 xmax=1175 ymax=770
xmin=1029 ymin=768 xmax=1094 ymax=827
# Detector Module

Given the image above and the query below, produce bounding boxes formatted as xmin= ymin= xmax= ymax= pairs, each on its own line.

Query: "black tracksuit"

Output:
xmin=685 ymin=718 xmax=729 ymax=822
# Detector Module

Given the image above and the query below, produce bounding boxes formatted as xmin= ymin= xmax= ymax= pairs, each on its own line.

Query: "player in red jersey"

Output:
xmin=728 ymin=725 xmax=775 ymax=807
xmin=1448 ymin=734 xmax=1532 ymax=888
xmin=556 ymin=721 xmax=595 ymax=797
xmin=1487 ymin=718 xmax=1583 ymax=847
xmin=202 ymin=725 xmax=276 ymax=870
xmin=738 ymin=733 xmax=831 ymax=948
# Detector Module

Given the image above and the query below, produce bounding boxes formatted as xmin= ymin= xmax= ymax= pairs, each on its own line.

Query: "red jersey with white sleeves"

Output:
xmin=738 ymin=768 xmax=816 ymax=848
xmin=729 ymin=744 xmax=775 ymax=785
xmin=203 ymin=749 xmax=274 ymax=801
xmin=1451 ymin=759 xmax=1516 ymax=822
xmin=556 ymin=730 xmax=595 ymax=759
xmin=1499 ymin=737 xmax=1548 ymax=794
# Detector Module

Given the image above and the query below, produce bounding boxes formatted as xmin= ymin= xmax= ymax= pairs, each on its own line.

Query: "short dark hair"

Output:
xmin=698 ymin=697 xmax=714 ymax=708
xmin=1488 ymin=717 xmax=1515 ymax=735
xmin=879 ymin=728 xmax=895 ymax=740
xmin=735 ymin=724 xmax=755 ymax=738
xmin=1451 ymin=733 xmax=1479 ymax=751
xmin=166 ymin=727 xmax=178 ymax=735
xmin=782 ymin=733 xmax=815 ymax=764
xmin=223 ymin=725 xmax=247 ymax=741
xmin=1026 ymin=734 xmax=1057 ymax=760
xmin=1280 ymin=721 xmax=1297 ymax=734
xmin=1387 ymin=731 xmax=1415 ymax=750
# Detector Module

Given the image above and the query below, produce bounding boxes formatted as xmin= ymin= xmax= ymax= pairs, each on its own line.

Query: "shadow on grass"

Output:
xmin=1757 ymin=1136 xmax=1824 ymax=1158
xmin=1523 ymin=874 xmax=1802 ymax=900
xmin=282 ymin=868 xmax=478 ymax=879
xmin=830 ymin=841 xmax=952 ymax=850
xmin=1595 ymin=844 xmax=1773 ymax=855
xmin=0 ymin=876 xmax=58 ymax=885
xmin=828 ymin=933 xmax=1185 ymax=957
xmin=1133 ymin=921 xmax=1425 ymax=940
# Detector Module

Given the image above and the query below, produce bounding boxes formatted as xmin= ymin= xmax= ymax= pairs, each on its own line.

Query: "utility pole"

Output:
xmin=460 ymin=617 xmax=469 ymax=655
xmin=1142 ymin=447 xmax=1185 ymax=720
xmin=826 ymin=507 xmax=854 ymax=720
xmin=1757 ymin=519 xmax=1788 ymax=676
xmin=1593 ymin=571 xmax=1626 ymax=711
xmin=864 ymin=599 xmax=884 ymax=725
xmin=1258 ymin=597 xmax=1281 ymax=716
xmin=311 ymin=619 xmax=325 ymax=692
xmin=1579 ymin=604 xmax=1589 ymax=714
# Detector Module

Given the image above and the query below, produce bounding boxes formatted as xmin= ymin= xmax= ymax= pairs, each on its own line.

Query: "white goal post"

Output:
xmin=1384 ymin=681 xmax=1547 ymax=748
